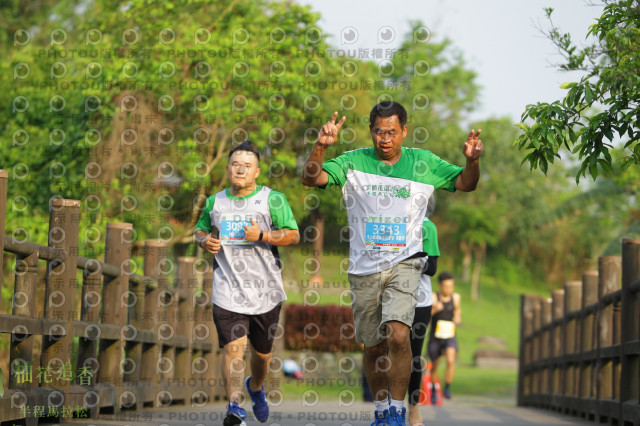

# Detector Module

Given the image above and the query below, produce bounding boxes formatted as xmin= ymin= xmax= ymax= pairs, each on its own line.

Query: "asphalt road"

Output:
xmin=57 ymin=398 xmax=595 ymax=426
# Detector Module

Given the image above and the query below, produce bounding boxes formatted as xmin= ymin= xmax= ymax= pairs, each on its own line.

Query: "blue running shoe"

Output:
xmin=443 ymin=386 xmax=452 ymax=399
xmin=388 ymin=406 xmax=406 ymax=426
xmin=370 ymin=409 xmax=389 ymax=425
xmin=431 ymin=383 xmax=439 ymax=405
xmin=223 ymin=401 xmax=246 ymax=426
xmin=245 ymin=376 xmax=269 ymax=422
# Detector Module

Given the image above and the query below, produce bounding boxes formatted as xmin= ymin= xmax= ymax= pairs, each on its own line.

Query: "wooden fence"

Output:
xmin=0 ymin=170 xmax=254 ymax=425
xmin=518 ymin=238 xmax=640 ymax=425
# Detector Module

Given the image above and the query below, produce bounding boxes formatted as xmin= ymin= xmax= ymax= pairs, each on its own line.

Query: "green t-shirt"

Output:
xmin=323 ymin=147 xmax=463 ymax=192
xmin=422 ymin=217 xmax=440 ymax=256
xmin=319 ymin=147 xmax=461 ymax=275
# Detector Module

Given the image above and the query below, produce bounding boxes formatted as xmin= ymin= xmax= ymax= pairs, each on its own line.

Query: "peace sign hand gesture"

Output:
xmin=317 ymin=111 xmax=346 ymax=147
xmin=463 ymin=129 xmax=483 ymax=161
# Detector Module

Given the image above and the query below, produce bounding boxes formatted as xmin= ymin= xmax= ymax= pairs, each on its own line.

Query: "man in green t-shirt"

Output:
xmin=195 ymin=140 xmax=300 ymax=426
xmin=301 ymin=101 xmax=483 ymax=426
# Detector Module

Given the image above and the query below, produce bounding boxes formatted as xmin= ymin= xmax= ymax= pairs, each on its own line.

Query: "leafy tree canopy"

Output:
xmin=515 ymin=0 xmax=640 ymax=183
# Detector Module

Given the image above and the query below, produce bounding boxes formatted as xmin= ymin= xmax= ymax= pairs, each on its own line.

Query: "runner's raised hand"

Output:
xmin=463 ymin=129 xmax=483 ymax=161
xmin=317 ymin=111 xmax=346 ymax=147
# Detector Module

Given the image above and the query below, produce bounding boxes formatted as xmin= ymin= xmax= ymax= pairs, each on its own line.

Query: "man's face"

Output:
xmin=370 ymin=115 xmax=407 ymax=163
xmin=439 ymin=278 xmax=455 ymax=297
xmin=227 ymin=150 xmax=260 ymax=189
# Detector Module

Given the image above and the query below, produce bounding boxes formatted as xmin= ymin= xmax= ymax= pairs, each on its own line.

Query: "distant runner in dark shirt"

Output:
xmin=428 ymin=271 xmax=461 ymax=403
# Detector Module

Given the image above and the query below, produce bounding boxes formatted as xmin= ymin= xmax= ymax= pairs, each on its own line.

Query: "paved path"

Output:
xmin=58 ymin=398 xmax=595 ymax=425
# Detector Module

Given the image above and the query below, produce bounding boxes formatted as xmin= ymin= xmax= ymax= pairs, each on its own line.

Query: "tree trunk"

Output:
xmin=460 ymin=240 xmax=472 ymax=282
xmin=470 ymin=241 xmax=487 ymax=302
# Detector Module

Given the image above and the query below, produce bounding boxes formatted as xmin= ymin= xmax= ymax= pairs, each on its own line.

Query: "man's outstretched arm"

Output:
xmin=301 ymin=143 xmax=330 ymax=187
xmin=301 ymin=111 xmax=346 ymax=187
xmin=455 ymin=129 xmax=484 ymax=192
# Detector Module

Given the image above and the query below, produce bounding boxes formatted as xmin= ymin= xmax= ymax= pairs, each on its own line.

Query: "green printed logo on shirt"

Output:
xmin=365 ymin=184 xmax=411 ymax=199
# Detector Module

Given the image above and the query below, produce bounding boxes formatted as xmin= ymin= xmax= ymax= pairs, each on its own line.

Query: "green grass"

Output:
xmin=281 ymin=376 xmax=361 ymax=401
xmin=451 ymin=365 xmax=517 ymax=398
xmin=280 ymin=248 xmax=351 ymax=306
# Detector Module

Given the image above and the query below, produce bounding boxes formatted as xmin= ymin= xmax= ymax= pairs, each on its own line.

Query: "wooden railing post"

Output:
xmin=518 ymin=294 xmax=539 ymax=406
xmin=76 ymin=258 xmax=102 ymax=419
xmin=77 ymin=260 xmax=101 ymax=373
xmin=175 ymin=257 xmax=197 ymax=404
xmin=142 ymin=241 xmax=167 ymax=407
xmin=597 ymin=256 xmax=621 ymax=421
xmin=126 ymin=243 xmax=145 ymax=411
xmin=620 ymin=238 xmax=640 ymax=423
xmin=158 ymin=258 xmax=177 ymax=394
xmin=202 ymin=266 xmax=220 ymax=402
xmin=98 ymin=223 xmax=133 ymax=412
xmin=551 ymin=288 xmax=565 ymax=402
xmin=564 ymin=280 xmax=582 ymax=402
xmin=541 ymin=298 xmax=552 ymax=399
xmin=532 ymin=300 xmax=542 ymax=395
xmin=41 ymin=199 xmax=80 ymax=404
xmin=0 ymin=169 xmax=8 ymax=308
xmin=191 ymin=259 xmax=210 ymax=404
xmin=9 ymin=250 xmax=39 ymax=391
xmin=579 ymin=270 xmax=598 ymax=405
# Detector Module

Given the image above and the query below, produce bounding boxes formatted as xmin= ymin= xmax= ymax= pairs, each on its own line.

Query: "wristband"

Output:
xmin=259 ymin=231 xmax=264 ymax=241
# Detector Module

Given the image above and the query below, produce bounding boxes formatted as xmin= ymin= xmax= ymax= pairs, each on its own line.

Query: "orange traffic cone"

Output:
xmin=419 ymin=364 xmax=443 ymax=406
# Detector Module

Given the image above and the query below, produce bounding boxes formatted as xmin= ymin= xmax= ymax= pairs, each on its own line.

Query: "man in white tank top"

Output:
xmin=195 ymin=140 xmax=300 ymax=426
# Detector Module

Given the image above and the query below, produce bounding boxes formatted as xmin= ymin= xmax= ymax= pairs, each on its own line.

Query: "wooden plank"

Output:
xmin=600 ymin=344 xmax=621 ymax=359
xmin=3 ymin=235 xmax=67 ymax=261
xmin=624 ymin=339 xmax=640 ymax=355
xmin=0 ymin=314 xmax=66 ymax=335
xmin=0 ymin=388 xmax=61 ymax=423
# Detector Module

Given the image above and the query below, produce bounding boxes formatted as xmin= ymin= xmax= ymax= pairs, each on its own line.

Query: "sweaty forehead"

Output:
xmin=372 ymin=115 xmax=402 ymax=129
xmin=229 ymin=150 xmax=258 ymax=164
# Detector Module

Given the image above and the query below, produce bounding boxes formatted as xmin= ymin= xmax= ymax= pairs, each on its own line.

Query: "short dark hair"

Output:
xmin=369 ymin=101 xmax=407 ymax=128
xmin=229 ymin=140 xmax=260 ymax=162
xmin=438 ymin=271 xmax=454 ymax=282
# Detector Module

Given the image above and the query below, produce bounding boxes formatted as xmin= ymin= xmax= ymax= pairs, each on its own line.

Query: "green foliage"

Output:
xmin=0 ymin=0 xmax=351 ymax=254
xmin=516 ymin=0 xmax=640 ymax=183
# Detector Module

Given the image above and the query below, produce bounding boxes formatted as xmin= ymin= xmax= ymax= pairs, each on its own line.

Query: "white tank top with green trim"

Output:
xmin=209 ymin=186 xmax=286 ymax=315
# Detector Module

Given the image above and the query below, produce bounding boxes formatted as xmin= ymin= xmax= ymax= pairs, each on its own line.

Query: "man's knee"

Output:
xmin=364 ymin=340 xmax=388 ymax=358
xmin=252 ymin=345 xmax=273 ymax=357
xmin=386 ymin=322 xmax=410 ymax=351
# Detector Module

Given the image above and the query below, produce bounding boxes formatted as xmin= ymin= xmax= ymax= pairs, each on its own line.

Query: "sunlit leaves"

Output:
xmin=517 ymin=0 xmax=640 ymax=183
